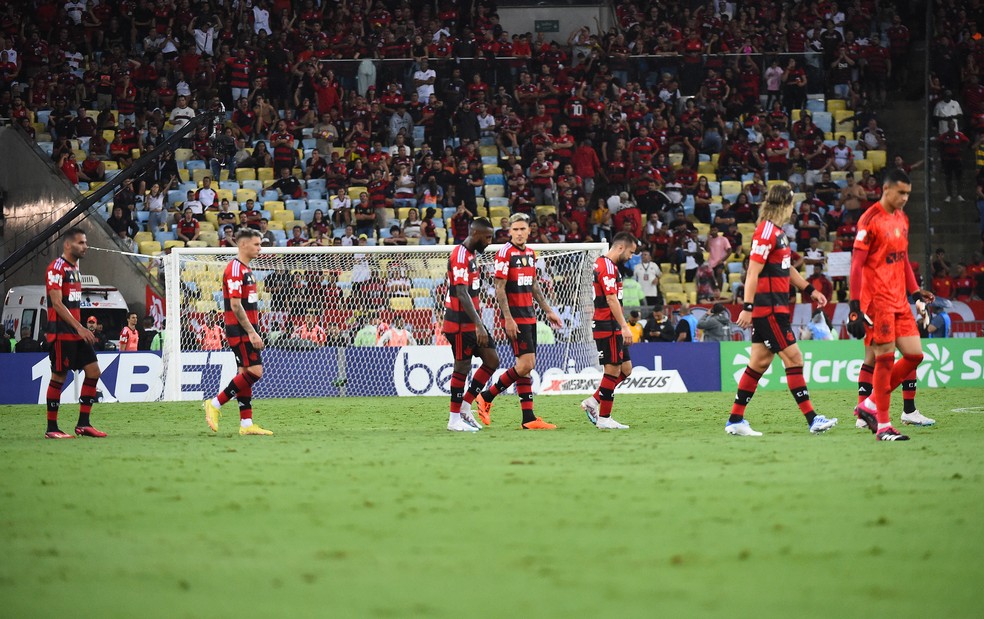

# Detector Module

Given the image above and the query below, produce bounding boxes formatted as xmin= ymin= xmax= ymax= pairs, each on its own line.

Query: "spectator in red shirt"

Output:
xmin=938 ymin=120 xmax=970 ymax=202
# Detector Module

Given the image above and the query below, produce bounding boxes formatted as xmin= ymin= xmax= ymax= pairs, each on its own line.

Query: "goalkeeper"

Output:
xmin=443 ymin=218 xmax=498 ymax=432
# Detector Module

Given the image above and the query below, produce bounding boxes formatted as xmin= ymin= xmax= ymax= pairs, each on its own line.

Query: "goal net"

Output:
xmin=161 ymin=243 xmax=607 ymax=401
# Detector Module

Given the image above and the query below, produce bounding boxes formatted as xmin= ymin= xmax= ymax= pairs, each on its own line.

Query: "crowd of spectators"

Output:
xmin=2 ymin=0 xmax=983 ymax=341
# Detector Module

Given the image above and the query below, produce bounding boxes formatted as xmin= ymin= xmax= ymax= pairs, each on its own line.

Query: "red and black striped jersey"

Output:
xmin=45 ymin=257 xmax=83 ymax=342
xmin=223 ymin=258 xmax=259 ymax=344
xmin=495 ymin=242 xmax=537 ymax=325
xmin=749 ymin=220 xmax=791 ymax=316
xmin=592 ymin=256 xmax=622 ymax=337
xmin=226 ymin=57 xmax=251 ymax=88
xmin=443 ymin=244 xmax=481 ymax=333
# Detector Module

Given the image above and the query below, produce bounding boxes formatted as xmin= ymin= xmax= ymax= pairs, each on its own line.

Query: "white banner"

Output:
xmin=827 ymin=251 xmax=852 ymax=277
xmin=538 ymin=369 xmax=688 ymax=395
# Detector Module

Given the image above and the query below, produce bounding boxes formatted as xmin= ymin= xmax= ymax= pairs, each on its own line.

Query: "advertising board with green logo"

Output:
xmin=719 ymin=339 xmax=984 ymax=391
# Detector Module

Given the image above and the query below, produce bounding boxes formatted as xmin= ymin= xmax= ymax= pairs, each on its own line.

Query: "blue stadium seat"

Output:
xmin=242 ymin=180 xmax=263 ymax=192
xmin=481 ymin=156 xmax=498 ymax=166
xmin=806 ymin=99 xmax=826 ymax=113
xmin=302 ymin=138 xmax=317 ymax=150
xmin=488 ymin=197 xmax=509 ymax=208
xmin=135 ymin=211 xmax=150 ymax=225
xmin=36 ymin=110 xmax=51 ymax=126
xmin=271 ymin=230 xmax=287 ymax=243
xmin=220 ymin=181 xmax=240 ymax=191
xmin=306 ymin=189 xmax=324 ymax=200
xmin=260 ymin=190 xmax=278 ymax=203
xmin=286 ymin=199 xmax=306 ymax=212
xmin=307 ymin=199 xmax=329 ymax=212
xmin=185 ymin=160 xmax=206 ymax=170
xmin=38 ymin=141 xmax=54 ymax=156
xmin=167 ymin=190 xmax=184 ymax=204
xmin=306 ymin=179 xmax=326 ymax=193
xmin=105 ymin=169 xmax=121 ymax=181
xmin=708 ymin=181 xmax=721 ymax=196
xmin=443 ymin=207 xmax=457 ymax=220
xmin=154 ymin=231 xmax=177 ymax=243
xmin=813 ymin=112 xmax=833 ymax=133
xmin=414 ymin=297 xmax=436 ymax=309
xmin=299 ymin=209 xmax=316 ymax=224
xmin=485 ymin=174 xmax=504 ymax=185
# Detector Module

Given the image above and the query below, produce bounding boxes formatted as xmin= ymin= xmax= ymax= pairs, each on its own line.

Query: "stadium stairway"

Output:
xmin=876 ymin=41 xmax=981 ymax=267
xmin=0 ymin=127 xmax=161 ymax=317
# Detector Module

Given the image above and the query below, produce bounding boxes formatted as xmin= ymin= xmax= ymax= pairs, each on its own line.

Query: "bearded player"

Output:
xmin=727 ymin=185 xmax=838 ymax=436
xmin=849 ymin=168 xmax=934 ymax=441
xmin=581 ymin=232 xmax=639 ymax=429
xmin=43 ymin=227 xmax=106 ymax=439
xmin=443 ymin=218 xmax=499 ymax=432
xmin=204 ymin=228 xmax=273 ymax=435
xmin=474 ymin=213 xmax=564 ymax=429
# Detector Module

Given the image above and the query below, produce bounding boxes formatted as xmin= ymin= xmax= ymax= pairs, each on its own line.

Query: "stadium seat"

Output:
xmin=219 ymin=180 xmax=240 ymax=191
xmin=134 ymin=231 xmax=154 ymax=245
xmin=348 ymin=186 xmax=368 ymax=200
xmin=191 ymin=169 xmax=210 ymax=183
xmin=186 ymin=240 xmax=209 ymax=248
xmin=264 ymin=200 xmax=285 ymax=211
xmin=215 ymin=189 xmax=234 ymax=202
xmin=285 ymin=199 xmax=306 ymax=212
xmin=272 ymin=211 xmax=294 ymax=223
xmin=257 ymin=168 xmax=274 ymax=181
xmin=485 ymin=185 xmax=505 ymax=199
xmin=185 ymin=160 xmax=206 ymax=170
xmin=236 ymin=189 xmax=257 ymax=203
xmin=260 ymin=190 xmax=278 ymax=203
xmin=103 ymin=161 xmax=119 ymax=171
xmin=155 ymin=231 xmax=177 ymax=244
xmin=307 ymin=179 xmax=327 ymax=193
xmin=174 ymin=148 xmax=193 ymax=162
xmin=535 ymin=205 xmax=557 ymax=219
xmin=139 ymin=241 xmax=162 ymax=255
xmin=854 ymin=159 xmax=874 ymax=175
xmin=390 ymin=297 xmax=413 ymax=311
xmin=805 ymin=99 xmax=826 ymax=113
xmin=826 ymin=99 xmax=847 ymax=112
xmin=668 ymin=153 xmax=684 ymax=168
xmin=236 ymin=168 xmax=257 ymax=182
xmin=867 ymin=150 xmax=887 ymax=171
xmin=720 ymin=180 xmax=742 ymax=196
xmin=697 ymin=161 xmax=716 ymax=176
xmin=488 ymin=206 xmax=510 ymax=220
xmin=414 ymin=297 xmax=436 ymax=309
xmin=483 ymin=165 xmax=503 ymax=175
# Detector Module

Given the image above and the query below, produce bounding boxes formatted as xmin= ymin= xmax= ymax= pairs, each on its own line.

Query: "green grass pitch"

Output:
xmin=2 ymin=389 xmax=983 ymax=618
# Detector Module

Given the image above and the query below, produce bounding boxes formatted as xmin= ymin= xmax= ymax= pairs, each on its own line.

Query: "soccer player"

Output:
xmin=443 ymin=218 xmax=499 ymax=432
xmin=854 ymin=344 xmax=934 ymax=429
xmin=204 ymin=228 xmax=273 ymax=436
xmin=43 ymin=227 xmax=106 ymax=439
xmin=119 ymin=312 xmax=139 ymax=352
xmin=474 ymin=213 xmax=564 ymax=429
xmin=727 ymin=185 xmax=838 ymax=436
xmin=581 ymin=232 xmax=639 ymax=430
xmin=848 ymin=168 xmax=934 ymax=441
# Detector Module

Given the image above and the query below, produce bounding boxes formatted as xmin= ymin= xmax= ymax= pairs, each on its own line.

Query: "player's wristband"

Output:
xmin=803 ymin=284 xmax=816 ymax=297
xmin=910 ymin=291 xmax=924 ymax=304
xmin=743 ymin=302 xmax=754 ymax=312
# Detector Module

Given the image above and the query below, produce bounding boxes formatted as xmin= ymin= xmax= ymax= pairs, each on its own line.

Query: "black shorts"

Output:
xmin=751 ymin=314 xmax=796 ymax=353
xmin=49 ymin=339 xmax=98 ymax=373
xmin=595 ymin=334 xmax=629 ymax=366
xmin=510 ymin=322 xmax=537 ymax=357
xmin=231 ymin=339 xmax=263 ymax=368
xmin=446 ymin=330 xmax=489 ymax=361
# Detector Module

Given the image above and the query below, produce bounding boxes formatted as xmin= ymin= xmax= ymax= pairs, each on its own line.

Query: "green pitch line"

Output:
xmin=1 ymin=389 xmax=982 ymax=618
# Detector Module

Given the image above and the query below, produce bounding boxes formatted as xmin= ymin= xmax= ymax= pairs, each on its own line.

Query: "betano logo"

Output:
xmin=917 ymin=343 xmax=953 ymax=388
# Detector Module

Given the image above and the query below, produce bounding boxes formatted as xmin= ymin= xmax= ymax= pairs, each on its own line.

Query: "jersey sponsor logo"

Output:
xmin=68 ymin=290 xmax=82 ymax=303
xmin=750 ymin=240 xmax=769 ymax=258
xmin=452 ymin=266 xmax=469 ymax=282
xmin=884 ymin=250 xmax=907 ymax=264
xmin=494 ymin=260 xmax=509 ymax=275
xmin=517 ymin=274 xmax=533 ymax=287
xmin=227 ymin=279 xmax=243 ymax=293
xmin=856 ymin=229 xmax=867 ymax=242
xmin=247 ymin=291 xmax=258 ymax=303
xmin=48 ymin=271 xmax=63 ymax=286
xmin=781 ymin=256 xmax=791 ymax=269
xmin=602 ymin=275 xmax=616 ymax=290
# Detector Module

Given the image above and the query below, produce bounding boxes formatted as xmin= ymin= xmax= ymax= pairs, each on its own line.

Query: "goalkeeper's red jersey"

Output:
xmin=853 ymin=202 xmax=911 ymax=314
xmin=222 ymin=258 xmax=259 ymax=345
xmin=443 ymin=244 xmax=480 ymax=333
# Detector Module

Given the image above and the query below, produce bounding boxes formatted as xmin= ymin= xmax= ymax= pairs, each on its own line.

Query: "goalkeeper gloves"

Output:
xmin=847 ymin=300 xmax=872 ymax=340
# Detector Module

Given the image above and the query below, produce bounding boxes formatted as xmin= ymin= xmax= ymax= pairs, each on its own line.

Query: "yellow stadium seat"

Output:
xmin=102 ymin=130 xmax=115 ymax=143
xmin=830 ymin=171 xmax=848 ymax=182
xmin=710 ymin=153 xmax=720 ymax=166
xmin=867 ymin=150 xmax=887 ymax=171
xmin=257 ymin=168 xmax=274 ymax=181
xmin=720 ymin=180 xmax=742 ymax=196
xmin=826 ymin=99 xmax=847 ymax=112
xmin=697 ymin=161 xmax=716 ymax=175
xmin=174 ymin=148 xmax=193 ymax=162
xmin=483 ymin=165 xmax=503 ymax=175
xmin=164 ymin=240 xmax=185 ymax=250
xmin=479 ymin=145 xmax=498 ymax=157
xmin=854 ymin=159 xmax=873 ymax=175
xmin=134 ymin=231 xmax=153 ymax=245
xmin=139 ymin=241 xmax=162 ymax=255
xmin=766 ymin=180 xmax=789 ymax=190
xmin=198 ymin=221 xmax=217 ymax=232
xmin=485 ymin=185 xmax=505 ymax=199
xmin=236 ymin=168 xmax=256 ymax=182
xmin=390 ymin=297 xmax=413 ymax=311
xmin=186 ymin=240 xmax=209 ymax=248
xmin=702 ymin=173 xmax=717 ymax=183
xmin=663 ymin=291 xmax=687 ymax=304
xmin=103 ymin=161 xmax=119 ymax=170
xmin=668 ymin=153 xmax=684 ymax=168
xmin=191 ymin=168 xmax=210 ymax=183
xmin=833 ymin=131 xmax=854 ymax=142
xmin=236 ymin=189 xmax=257 ymax=203
xmin=200 ymin=232 xmax=220 ymax=247
xmin=131 ymin=149 xmax=141 ymax=159
xmin=791 ymin=109 xmax=803 ymax=121
xmin=178 ymin=169 xmax=190 ymax=181
xmin=405 ymin=237 xmax=420 ymax=245
xmin=264 ymin=200 xmax=285 ymax=211
xmin=85 ymin=109 xmax=99 ymax=122
xmin=215 ymin=189 xmax=234 ymax=202
xmin=204 ymin=212 xmax=219 ymax=226
xmin=267 ymin=221 xmax=285 ymax=231
xmin=348 ymin=186 xmax=368 ymax=200
xmin=535 ymin=205 xmax=557 ymax=219
xmin=488 ymin=206 xmax=510 ymax=220
xmin=272 ymin=210 xmax=294 ymax=223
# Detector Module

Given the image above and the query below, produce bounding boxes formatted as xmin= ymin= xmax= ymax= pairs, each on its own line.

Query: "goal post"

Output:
xmin=161 ymin=243 xmax=607 ymax=402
